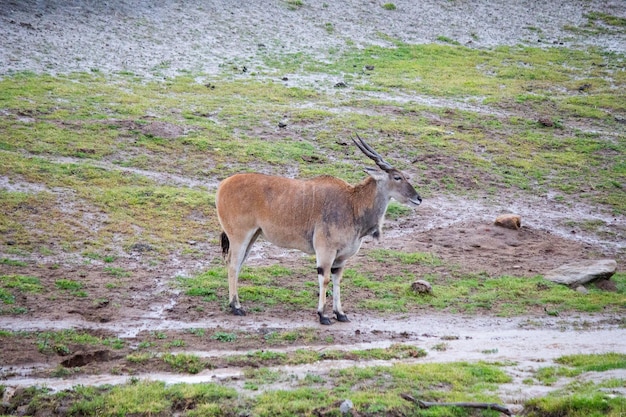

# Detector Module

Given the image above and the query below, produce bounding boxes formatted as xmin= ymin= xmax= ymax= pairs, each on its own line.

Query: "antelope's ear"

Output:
xmin=364 ymin=166 xmax=386 ymax=181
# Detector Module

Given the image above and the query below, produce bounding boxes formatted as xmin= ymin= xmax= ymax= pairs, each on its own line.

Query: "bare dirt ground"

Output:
xmin=1 ymin=0 xmax=625 ymax=404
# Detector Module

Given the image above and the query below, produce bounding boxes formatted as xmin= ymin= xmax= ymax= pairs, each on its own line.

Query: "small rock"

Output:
xmin=2 ymin=386 xmax=17 ymax=407
xmin=411 ymin=279 xmax=432 ymax=294
xmin=334 ymin=81 xmax=348 ymax=88
xmin=340 ymin=399 xmax=354 ymax=414
xmin=544 ymin=259 xmax=617 ymax=288
xmin=575 ymin=285 xmax=589 ymax=294
xmin=494 ymin=214 xmax=521 ymax=230
xmin=278 ymin=122 xmax=287 ymax=128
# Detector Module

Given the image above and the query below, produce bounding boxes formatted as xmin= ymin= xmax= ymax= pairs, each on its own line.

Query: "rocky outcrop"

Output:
xmin=544 ymin=260 xmax=617 ymax=288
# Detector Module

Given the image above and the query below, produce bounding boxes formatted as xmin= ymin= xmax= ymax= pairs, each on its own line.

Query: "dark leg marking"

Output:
xmin=318 ymin=312 xmax=332 ymax=325
xmin=331 ymin=267 xmax=341 ymax=274
xmin=231 ymin=307 xmax=246 ymax=316
xmin=317 ymin=267 xmax=324 ymax=275
xmin=230 ymin=299 xmax=246 ymax=316
xmin=334 ymin=311 xmax=350 ymax=322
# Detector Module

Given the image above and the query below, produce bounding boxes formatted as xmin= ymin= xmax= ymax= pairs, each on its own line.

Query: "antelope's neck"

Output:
xmin=353 ymin=177 xmax=389 ymax=238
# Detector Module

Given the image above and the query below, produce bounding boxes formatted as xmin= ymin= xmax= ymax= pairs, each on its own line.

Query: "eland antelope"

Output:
xmin=216 ymin=135 xmax=421 ymax=324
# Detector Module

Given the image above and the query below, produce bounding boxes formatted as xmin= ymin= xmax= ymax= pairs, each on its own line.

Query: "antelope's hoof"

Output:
xmin=335 ymin=312 xmax=350 ymax=322
xmin=231 ymin=307 xmax=246 ymax=316
xmin=318 ymin=312 xmax=332 ymax=326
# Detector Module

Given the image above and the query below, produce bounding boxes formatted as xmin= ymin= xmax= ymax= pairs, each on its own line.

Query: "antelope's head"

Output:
xmin=353 ymin=134 xmax=422 ymax=207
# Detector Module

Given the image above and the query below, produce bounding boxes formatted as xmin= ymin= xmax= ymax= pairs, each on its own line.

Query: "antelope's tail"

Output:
xmin=220 ymin=232 xmax=230 ymax=258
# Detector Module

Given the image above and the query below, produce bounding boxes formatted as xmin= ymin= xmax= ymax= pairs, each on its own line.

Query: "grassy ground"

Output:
xmin=1 ymin=353 xmax=624 ymax=416
xmin=1 ymin=31 xmax=625 ymax=417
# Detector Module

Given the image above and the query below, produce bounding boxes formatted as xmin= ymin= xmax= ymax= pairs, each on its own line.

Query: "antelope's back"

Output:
xmin=216 ymin=173 xmax=355 ymax=250
xmin=216 ymin=173 xmax=323 ymax=227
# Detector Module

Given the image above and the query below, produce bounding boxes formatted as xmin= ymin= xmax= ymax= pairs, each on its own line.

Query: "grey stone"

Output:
xmin=340 ymin=399 xmax=354 ymax=414
xmin=575 ymin=285 xmax=589 ymax=294
xmin=544 ymin=260 xmax=617 ymax=288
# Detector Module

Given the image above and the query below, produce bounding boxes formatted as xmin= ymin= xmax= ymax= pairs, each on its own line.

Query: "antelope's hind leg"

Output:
xmin=331 ymin=264 xmax=349 ymax=322
xmin=227 ymin=229 xmax=262 ymax=316
xmin=316 ymin=264 xmax=333 ymax=325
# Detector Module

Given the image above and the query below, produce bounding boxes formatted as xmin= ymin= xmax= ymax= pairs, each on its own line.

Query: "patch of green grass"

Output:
xmin=224 ymin=344 xmax=425 ymax=368
xmin=70 ymin=381 xmax=236 ymax=416
xmin=0 ymin=258 xmax=28 ymax=267
xmin=167 ymin=339 xmax=186 ymax=348
xmin=565 ymin=11 xmax=626 ymax=36
xmin=246 ymin=350 xmax=288 ymax=362
xmin=524 ymin=379 xmax=626 ymax=417
xmin=323 ymin=344 xmax=426 ymax=361
xmin=5 ymin=358 xmax=621 ymax=416
xmin=137 ymin=341 xmax=155 ymax=349
xmin=103 ymin=266 xmax=131 ymax=278
xmin=0 ymin=274 xmax=43 ymax=293
xmin=179 ymin=265 xmax=316 ymax=312
xmin=586 ymin=11 xmax=626 ymax=27
xmin=432 ymin=343 xmax=448 ymax=351
xmin=0 ymin=287 xmax=15 ymax=305
xmin=211 ymin=331 xmax=237 ymax=343
xmin=285 ymin=0 xmax=304 ymax=10
xmin=186 ymin=328 xmax=206 ymax=337
xmin=382 ymin=3 xmax=396 ymax=11
xmin=54 ymin=279 xmax=87 ymax=297
xmin=556 ymin=353 xmax=626 ymax=372
xmin=0 ymin=275 xmax=43 ymax=311
xmin=367 ymin=248 xmax=442 ymax=266
xmin=103 ymin=338 xmax=125 ymax=349
xmin=125 ymin=352 xmax=154 ymax=363
xmin=163 ymin=353 xmax=204 ymax=374
xmin=151 ymin=331 xmax=168 ymax=340
xmin=253 ymin=361 xmax=510 ymax=416
xmin=263 ymin=328 xmax=318 ymax=345
xmin=436 ymin=35 xmax=461 ymax=45
xmin=352 ymin=269 xmax=626 ymax=316
xmin=385 ymin=201 xmax=413 ymax=219
xmin=54 ymin=278 xmax=83 ymax=291
xmin=253 ymin=387 xmax=336 ymax=416
xmin=243 ymin=367 xmax=283 ymax=390
xmin=34 ymin=330 xmax=106 ymax=355
xmin=534 ymin=353 xmax=626 ymax=385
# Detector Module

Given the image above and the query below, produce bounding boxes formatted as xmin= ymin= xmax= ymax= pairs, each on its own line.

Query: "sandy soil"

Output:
xmin=1 ymin=0 xmax=625 ymax=406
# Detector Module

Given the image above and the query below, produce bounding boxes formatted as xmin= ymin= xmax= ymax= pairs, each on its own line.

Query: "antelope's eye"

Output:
xmin=393 ymin=175 xmax=402 ymax=181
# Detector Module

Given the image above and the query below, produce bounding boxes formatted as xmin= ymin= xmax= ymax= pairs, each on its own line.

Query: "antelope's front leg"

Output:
xmin=331 ymin=266 xmax=349 ymax=322
xmin=316 ymin=266 xmax=332 ymax=325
